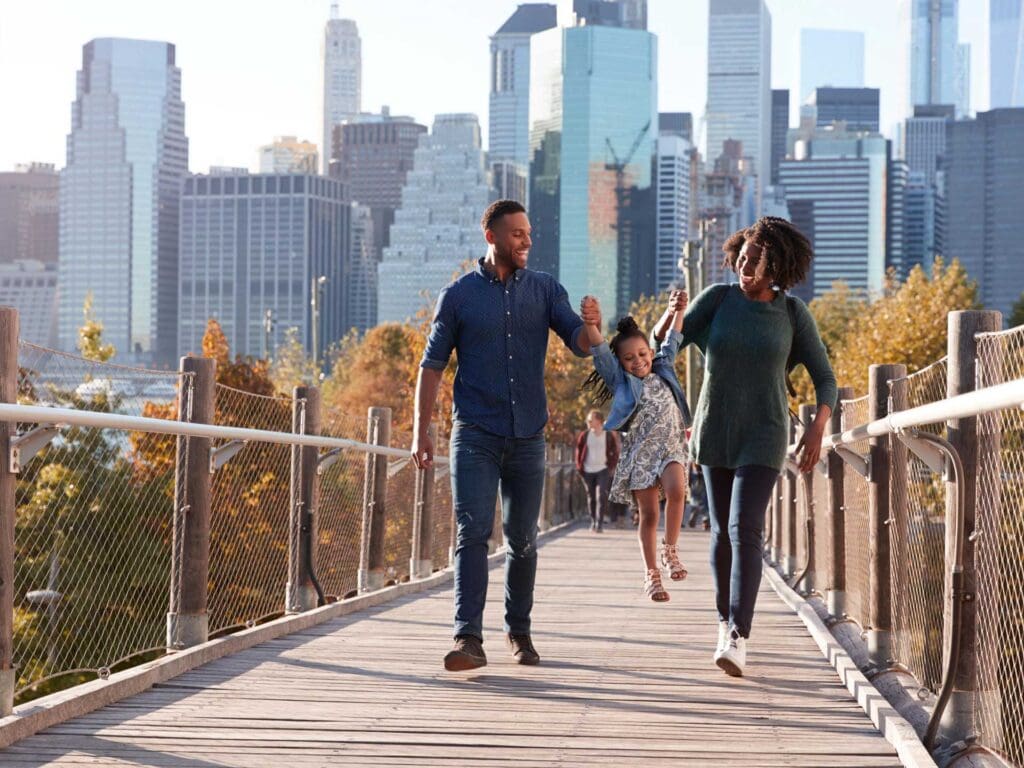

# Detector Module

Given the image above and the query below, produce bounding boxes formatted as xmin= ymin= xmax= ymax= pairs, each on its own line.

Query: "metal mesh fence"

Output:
xmin=384 ymin=425 xmax=416 ymax=584
xmin=12 ymin=344 xmax=185 ymax=702
xmin=316 ymin=410 xmax=368 ymax=600
xmin=887 ymin=359 xmax=948 ymax=692
xmin=841 ymin=395 xmax=871 ymax=627
xmin=974 ymin=327 xmax=1024 ymax=765
xmin=207 ymin=384 xmax=294 ymax=634
xmin=811 ymin=464 xmax=831 ymax=594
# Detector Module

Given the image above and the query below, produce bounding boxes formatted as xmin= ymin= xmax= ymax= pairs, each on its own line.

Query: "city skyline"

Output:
xmin=0 ymin=0 xmax=989 ymax=174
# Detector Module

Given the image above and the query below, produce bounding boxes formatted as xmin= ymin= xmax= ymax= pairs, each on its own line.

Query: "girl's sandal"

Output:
xmin=644 ymin=568 xmax=670 ymax=602
xmin=660 ymin=539 xmax=689 ymax=581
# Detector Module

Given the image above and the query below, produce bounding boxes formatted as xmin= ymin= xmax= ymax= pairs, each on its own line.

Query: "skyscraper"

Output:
xmin=707 ymin=0 xmax=771 ymax=211
xmin=59 ymin=38 xmax=188 ymax=364
xmin=655 ymin=123 xmax=692 ymax=293
xmin=945 ymin=108 xmax=1024 ymax=319
xmin=330 ymin=110 xmax=427 ymax=331
xmin=529 ymin=8 xmax=658 ymax=318
xmin=258 ymin=136 xmax=319 ymax=174
xmin=178 ymin=172 xmax=349 ymax=361
xmin=556 ymin=0 xmax=647 ymax=29
xmin=954 ymin=43 xmax=971 ymax=117
xmin=0 ymin=163 xmax=58 ymax=265
xmin=0 ymin=261 xmax=57 ymax=347
xmin=376 ymin=114 xmax=493 ymax=324
xmin=810 ymin=88 xmax=880 ymax=132
xmin=322 ymin=4 xmax=361 ymax=173
xmin=489 ymin=4 xmax=557 ymax=172
xmin=909 ymin=0 xmax=962 ymax=115
xmin=799 ymin=29 xmax=865 ymax=105
xmin=770 ymin=90 xmax=789 ymax=185
xmin=779 ymin=130 xmax=889 ymax=298
xmin=903 ymin=104 xmax=953 ymax=185
xmin=901 ymin=171 xmax=938 ymax=278
xmin=990 ymin=0 xmax=1024 ymax=108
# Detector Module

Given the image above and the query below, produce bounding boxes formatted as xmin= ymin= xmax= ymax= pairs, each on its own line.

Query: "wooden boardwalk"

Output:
xmin=4 ymin=525 xmax=903 ymax=767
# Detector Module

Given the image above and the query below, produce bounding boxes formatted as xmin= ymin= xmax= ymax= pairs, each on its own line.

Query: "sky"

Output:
xmin=0 ymin=0 xmax=990 ymax=173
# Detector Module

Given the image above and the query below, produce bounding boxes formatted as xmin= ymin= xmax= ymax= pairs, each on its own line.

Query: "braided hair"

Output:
xmin=581 ymin=316 xmax=649 ymax=405
xmin=721 ymin=216 xmax=813 ymax=291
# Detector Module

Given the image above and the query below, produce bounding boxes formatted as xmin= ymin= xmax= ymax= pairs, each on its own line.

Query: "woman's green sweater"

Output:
xmin=682 ymin=284 xmax=838 ymax=471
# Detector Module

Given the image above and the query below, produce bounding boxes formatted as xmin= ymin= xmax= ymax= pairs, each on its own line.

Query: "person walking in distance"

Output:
xmin=574 ymin=410 xmax=620 ymax=533
xmin=665 ymin=216 xmax=837 ymax=677
xmin=412 ymin=199 xmax=594 ymax=671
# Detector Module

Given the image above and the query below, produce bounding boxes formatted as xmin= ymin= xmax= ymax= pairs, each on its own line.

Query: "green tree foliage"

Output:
xmin=791 ymin=258 xmax=978 ymax=400
xmin=1009 ymin=291 xmax=1024 ymax=328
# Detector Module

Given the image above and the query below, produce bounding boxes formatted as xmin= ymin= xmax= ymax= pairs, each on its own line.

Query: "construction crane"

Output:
xmin=604 ymin=120 xmax=651 ymax=316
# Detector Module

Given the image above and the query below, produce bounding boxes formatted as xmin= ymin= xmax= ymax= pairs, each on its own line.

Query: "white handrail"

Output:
xmin=786 ymin=377 xmax=1024 ymax=457
xmin=0 ymin=403 xmax=450 ymax=464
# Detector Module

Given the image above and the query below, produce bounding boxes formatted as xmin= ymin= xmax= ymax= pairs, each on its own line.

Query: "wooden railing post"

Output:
xmin=359 ymin=407 xmax=390 ymax=592
xmin=770 ymin=477 xmax=783 ymax=564
xmin=798 ymin=403 xmax=817 ymax=590
xmin=782 ymin=421 xmax=798 ymax=577
xmin=826 ymin=386 xmax=855 ymax=618
xmin=410 ymin=423 xmax=436 ymax=579
xmin=0 ymin=307 xmax=18 ymax=714
xmin=287 ymin=386 xmax=320 ymax=613
xmin=867 ymin=364 xmax=903 ymax=666
xmin=940 ymin=310 xmax=1001 ymax=742
xmin=167 ymin=356 xmax=214 ymax=651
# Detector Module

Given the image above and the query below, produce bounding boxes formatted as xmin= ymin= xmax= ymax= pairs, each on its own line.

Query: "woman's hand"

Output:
xmin=795 ymin=406 xmax=833 ymax=473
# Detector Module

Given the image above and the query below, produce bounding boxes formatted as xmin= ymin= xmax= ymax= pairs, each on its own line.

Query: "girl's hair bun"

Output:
xmin=616 ymin=316 xmax=639 ymax=335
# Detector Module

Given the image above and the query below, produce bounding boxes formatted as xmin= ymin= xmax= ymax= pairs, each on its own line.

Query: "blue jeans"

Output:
xmin=703 ymin=465 xmax=779 ymax=639
xmin=450 ymin=422 xmax=547 ymax=641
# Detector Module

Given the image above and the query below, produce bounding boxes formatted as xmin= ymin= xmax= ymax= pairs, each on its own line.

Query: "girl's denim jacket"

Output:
xmin=590 ymin=329 xmax=692 ymax=432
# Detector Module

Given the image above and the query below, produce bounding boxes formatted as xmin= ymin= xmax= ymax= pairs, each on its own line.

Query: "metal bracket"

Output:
xmin=209 ymin=440 xmax=248 ymax=473
xmin=317 ymin=448 xmax=343 ymax=475
xmin=387 ymin=456 xmax=412 ymax=478
xmin=783 ymin=458 xmax=801 ymax=476
xmin=815 ymin=457 xmax=829 ymax=477
xmin=834 ymin=445 xmax=870 ymax=479
xmin=10 ymin=424 xmax=61 ymax=473
xmin=895 ymin=429 xmax=947 ymax=477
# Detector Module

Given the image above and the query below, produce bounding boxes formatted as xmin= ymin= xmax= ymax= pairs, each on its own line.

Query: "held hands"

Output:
xmin=669 ymin=289 xmax=688 ymax=315
xmin=580 ymin=295 xmax=602 ymax=327
xmin=411 ymin=431 xmax=434 ymax=470
xmin=580 ymin=296 xmax=605 ymax=347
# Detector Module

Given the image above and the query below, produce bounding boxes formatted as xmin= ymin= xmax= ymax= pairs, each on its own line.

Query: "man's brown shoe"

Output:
xmin=444 ymin=635 xmax=487 ymax=671
xmin=507 ymin=633 xmax=540 ymax=665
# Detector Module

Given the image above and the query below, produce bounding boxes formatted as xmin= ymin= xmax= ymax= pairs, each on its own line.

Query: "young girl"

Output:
xmin=579 ymin=291 xmax=692 ymax=602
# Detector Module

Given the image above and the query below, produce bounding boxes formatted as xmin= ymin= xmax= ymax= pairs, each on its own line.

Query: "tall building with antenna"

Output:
xmin=322 ymin=3 xmax=361 ymax=173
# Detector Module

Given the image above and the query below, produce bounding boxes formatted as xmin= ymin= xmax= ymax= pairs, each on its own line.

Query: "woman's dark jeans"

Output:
xmin=703 ymin=465 xmax=779 ymax=639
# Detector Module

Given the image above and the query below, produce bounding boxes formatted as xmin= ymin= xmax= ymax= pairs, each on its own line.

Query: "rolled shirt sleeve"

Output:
xmin=547 ymin=279 xmax=588 ymax=357
xmin=420 ymin=286 xmax=456 ymax=371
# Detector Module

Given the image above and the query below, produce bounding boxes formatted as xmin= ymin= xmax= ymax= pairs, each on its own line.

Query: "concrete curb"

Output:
xmin=0 ymin=518 xmax=582 ymax=749
xmin=762 ymin=563 xmax=938 ymax=768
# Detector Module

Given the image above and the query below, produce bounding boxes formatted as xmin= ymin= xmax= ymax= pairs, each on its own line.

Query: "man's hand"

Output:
xmin=670 ymin=289 xmax=688 ymax=314
xmin=580 ymin=295 xmax=602 ymax=327
xmin=411 ymin=430 xmax=434 ymax=470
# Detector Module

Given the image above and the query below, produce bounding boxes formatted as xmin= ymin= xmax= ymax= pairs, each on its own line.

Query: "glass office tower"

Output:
xmin=59 ymin=38 xmax=187 ymax=364
xmin=529 ymin=20 xmax=657 ymax=319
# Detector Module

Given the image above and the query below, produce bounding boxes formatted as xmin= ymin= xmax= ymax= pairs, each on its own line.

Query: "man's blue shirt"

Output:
xmin=420 ymin=258 xmax=588 ymax=438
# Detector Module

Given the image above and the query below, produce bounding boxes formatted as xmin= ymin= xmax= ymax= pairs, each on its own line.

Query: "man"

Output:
xmin=412 ymin=199 xmax=598 ymax=671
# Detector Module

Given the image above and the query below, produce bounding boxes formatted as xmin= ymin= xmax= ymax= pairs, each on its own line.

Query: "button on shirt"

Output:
xmin=420 ymin=257 xmax=588 ymax=438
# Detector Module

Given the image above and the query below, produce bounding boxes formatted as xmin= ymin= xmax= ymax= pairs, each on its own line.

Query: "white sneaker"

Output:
xmin=715 ymin=628 xmax=746 ymax=677
xmin=714 ymin=620 xmax=729 ymax=657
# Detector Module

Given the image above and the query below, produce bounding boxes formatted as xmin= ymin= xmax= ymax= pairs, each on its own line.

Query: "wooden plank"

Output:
xmin=4 ymin=527 xmax=905 ymax=767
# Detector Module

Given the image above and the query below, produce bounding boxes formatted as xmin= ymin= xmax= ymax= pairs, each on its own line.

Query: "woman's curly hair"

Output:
xmin=581 ymin=316 xmax=648 ymax=405
xmin=721 ymin=216 xmax=813 ymax=291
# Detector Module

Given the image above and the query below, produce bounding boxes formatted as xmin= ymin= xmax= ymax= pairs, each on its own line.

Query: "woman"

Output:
xmin=668 ymin=216 xmax=837 ymax=677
